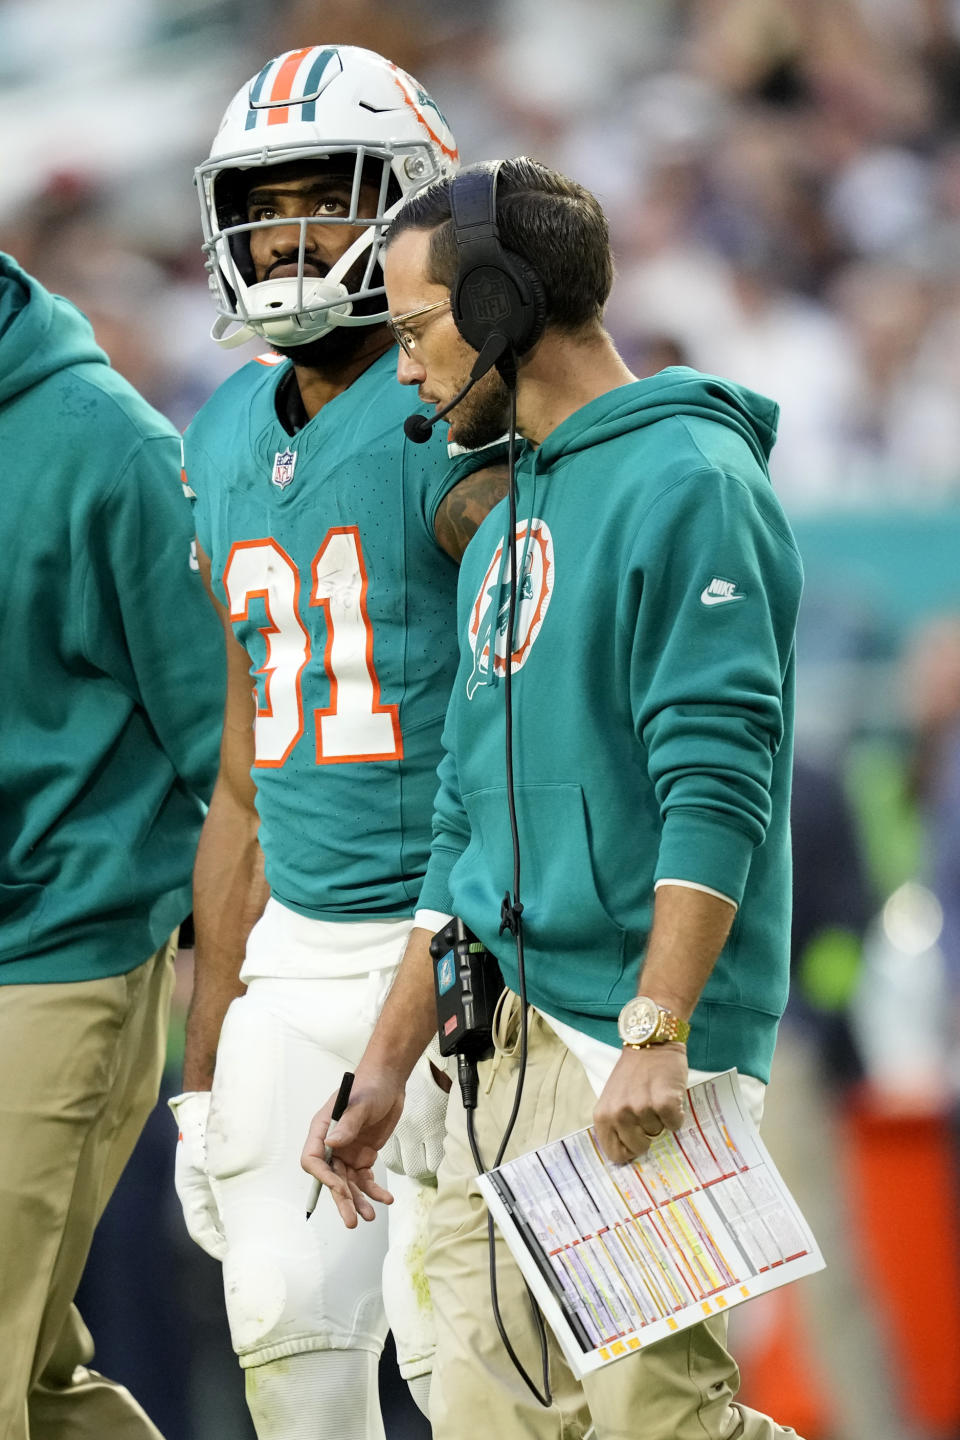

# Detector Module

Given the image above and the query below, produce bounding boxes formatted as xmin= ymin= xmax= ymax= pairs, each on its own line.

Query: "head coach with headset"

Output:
xmin=303 ymin=156 xmax=805 ymax=1440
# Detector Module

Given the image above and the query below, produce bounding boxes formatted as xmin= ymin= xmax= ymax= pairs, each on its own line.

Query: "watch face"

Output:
xmin=619 ymin=996 xmax=659 ymax=1044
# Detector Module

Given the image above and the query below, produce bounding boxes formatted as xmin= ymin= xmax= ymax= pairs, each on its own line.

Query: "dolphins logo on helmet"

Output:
xmin=197 ymin=45 xmax=459 ymax=349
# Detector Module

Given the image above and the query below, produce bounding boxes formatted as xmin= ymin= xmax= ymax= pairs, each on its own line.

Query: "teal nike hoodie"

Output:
xmin=418 ymin=368 xmax=803 ymax=1083
xmin=0 ymin=253 xmax=224 ymax=982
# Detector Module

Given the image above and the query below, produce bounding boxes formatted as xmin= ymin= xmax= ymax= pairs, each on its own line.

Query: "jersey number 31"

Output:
xmin=224 ymin=528 xmax=403 ymax=767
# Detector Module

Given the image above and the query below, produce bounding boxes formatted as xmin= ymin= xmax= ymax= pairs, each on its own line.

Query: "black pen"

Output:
xmin=306 ymin=1071 xmax=355 ymax=1220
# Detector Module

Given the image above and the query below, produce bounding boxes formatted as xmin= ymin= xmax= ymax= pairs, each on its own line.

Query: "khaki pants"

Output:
xmin=0 ymin=939 xmax=175 ymax=1440
xmin=426 ymin=1000 xmax=805 ymax=1440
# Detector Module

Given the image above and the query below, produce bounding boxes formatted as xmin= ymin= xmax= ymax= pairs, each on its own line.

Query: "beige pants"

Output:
xmin=426 ymin=999 xmax=805 ymax=1440
xmin=0 ymin=939 xmax=175 ymax=1440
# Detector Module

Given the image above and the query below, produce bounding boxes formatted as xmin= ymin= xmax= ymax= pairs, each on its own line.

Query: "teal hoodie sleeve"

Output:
xmin=386 ymin=440 xmax=517 ymax=914
xmin=79 ymin=431 xmax=224 ymax=802
xmin=625 ymin=465 xmax=803 ymax=903
xmin=416 ymin=723 xmax=470 ymax=915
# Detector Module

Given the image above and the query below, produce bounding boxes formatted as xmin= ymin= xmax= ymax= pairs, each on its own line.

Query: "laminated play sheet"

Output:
xmin=478 ymin=1069 xmax=824 ymax=1377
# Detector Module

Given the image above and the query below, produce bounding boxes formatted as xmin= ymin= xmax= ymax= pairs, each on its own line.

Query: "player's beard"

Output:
xmin=267 ymin=249 xmax=389 ymax=371
xmin=446 ymin=366 xmax=513 ymax=450
xmin=273 ymin=319 xmax=383 ymax=371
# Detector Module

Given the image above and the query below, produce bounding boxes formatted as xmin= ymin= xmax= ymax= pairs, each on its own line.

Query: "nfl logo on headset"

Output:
xmin=271 ymin=448 xmax=297 ymax=490
xmin=464 ymin=272 xmax=511 ymax=325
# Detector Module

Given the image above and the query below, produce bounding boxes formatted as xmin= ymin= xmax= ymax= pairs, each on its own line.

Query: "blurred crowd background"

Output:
xmin=5 ymin=0 xmax=960 ymax=1436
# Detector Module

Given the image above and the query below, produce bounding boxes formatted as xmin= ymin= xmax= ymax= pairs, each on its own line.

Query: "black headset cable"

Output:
xmin=463 ymin=376 xmax=553 ymax=1409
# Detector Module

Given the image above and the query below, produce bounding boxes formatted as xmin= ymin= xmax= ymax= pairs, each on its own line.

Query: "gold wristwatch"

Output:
xmin=617 ymin=996 xmax=691 ymax=1048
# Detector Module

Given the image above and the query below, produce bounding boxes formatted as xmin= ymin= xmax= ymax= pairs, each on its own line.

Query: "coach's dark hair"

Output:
xmin=386 ymin=157 xmax=614 ymax=332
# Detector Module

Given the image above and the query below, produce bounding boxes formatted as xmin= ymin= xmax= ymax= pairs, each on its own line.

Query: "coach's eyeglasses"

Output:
xmin=388 ymin=299 xmax=451 ymax=357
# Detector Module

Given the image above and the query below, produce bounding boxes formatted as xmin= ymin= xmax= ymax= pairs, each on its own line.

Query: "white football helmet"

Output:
xmin=197 ymin=45 xmax=460 ymax=349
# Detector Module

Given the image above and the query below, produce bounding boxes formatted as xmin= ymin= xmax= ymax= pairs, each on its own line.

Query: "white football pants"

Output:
xmin=205 ymin=909 xmax=437 ymax=1380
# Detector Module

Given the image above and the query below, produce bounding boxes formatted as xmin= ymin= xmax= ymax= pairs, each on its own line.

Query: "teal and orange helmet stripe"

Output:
xmin=244 ymin=47 xmax=340 ymax=130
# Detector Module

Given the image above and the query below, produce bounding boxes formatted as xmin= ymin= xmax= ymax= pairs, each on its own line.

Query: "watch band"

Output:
xmin=653 ymin=1010 xmax=690 ymax=1045
xmin=619 ymin=997 xmax=691 ymax=1048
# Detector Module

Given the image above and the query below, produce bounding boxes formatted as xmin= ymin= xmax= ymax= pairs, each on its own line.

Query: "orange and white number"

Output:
xmin=311 ymin=526 xmax=401 ymax=763
xmin=224 ymin=539 xmax=309 ymax=767
xmin=223 ymin=530 xmax=401 ymax=768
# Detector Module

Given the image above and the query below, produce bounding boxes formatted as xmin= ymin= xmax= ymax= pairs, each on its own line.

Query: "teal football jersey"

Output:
xmin=184 ymin=349 xmax=464 ymax=919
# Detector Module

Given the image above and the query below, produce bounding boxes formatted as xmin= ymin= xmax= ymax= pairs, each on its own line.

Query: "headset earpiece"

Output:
xmin=449 ymin=164 xmax=547 ymax=361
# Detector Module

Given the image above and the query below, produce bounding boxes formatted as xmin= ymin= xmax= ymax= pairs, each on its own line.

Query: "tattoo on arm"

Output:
xmin=434 ymin=465 xmax=510 ymax=562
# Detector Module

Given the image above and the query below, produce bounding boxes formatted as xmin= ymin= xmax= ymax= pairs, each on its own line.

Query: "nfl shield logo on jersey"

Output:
xmin=271 ymin=449 xmax=297 ymax=490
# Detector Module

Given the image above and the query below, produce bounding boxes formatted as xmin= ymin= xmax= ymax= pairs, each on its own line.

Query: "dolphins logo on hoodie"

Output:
xmin=466 ymin=519 xmax=554 ymax=699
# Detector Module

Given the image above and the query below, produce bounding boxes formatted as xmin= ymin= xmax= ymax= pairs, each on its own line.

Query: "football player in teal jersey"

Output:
xmin=167 ymin=47 xmax=507 ymax=1440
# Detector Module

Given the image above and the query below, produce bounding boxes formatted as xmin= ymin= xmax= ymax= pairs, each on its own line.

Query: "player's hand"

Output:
xmin=593 ymin=1043 xmax=688 ymax=1165
xmin=168 ymin=1090 xmax=227 ymax=1260
xmin=380 ymin=1051 xmax=450 ymax=1183
xmin=301 ymin=1067 xmax=405 ymax=1229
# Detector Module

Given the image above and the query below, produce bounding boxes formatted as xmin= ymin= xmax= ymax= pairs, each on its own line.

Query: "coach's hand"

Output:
xmin=301 ymin=1067 xmax=405 ymax=1229
xmin=168 ymin=1090 xmax=227 ymax=1260
xmin=593 ymin=1043 xmax=688 ymax=1165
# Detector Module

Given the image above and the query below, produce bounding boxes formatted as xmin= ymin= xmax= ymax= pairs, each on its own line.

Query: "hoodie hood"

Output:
xmin=535 ymin=366 xmax=779 ymax=475
xmin=0 ymin=251 xmax=108 ymax=405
